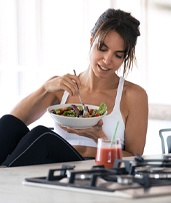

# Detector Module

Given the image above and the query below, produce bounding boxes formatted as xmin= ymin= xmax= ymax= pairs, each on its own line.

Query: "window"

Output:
xmin=0 ymin=0 xmax=171 ymax=124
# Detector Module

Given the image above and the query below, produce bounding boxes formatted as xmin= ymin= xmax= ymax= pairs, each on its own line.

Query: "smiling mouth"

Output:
xmin=98 ymin=64 xmax=110 ymax=71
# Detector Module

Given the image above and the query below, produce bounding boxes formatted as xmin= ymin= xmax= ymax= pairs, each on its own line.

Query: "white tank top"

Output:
xmin=53 ymin=77 xmax=125 ymax=149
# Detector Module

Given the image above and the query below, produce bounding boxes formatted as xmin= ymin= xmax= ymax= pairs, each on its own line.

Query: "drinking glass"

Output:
xmin=95 ymin=138 xmax=122 ymax=168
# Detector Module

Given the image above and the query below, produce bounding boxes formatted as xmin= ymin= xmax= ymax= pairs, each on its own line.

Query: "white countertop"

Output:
xmin=0 ymin=156 xmax=171 ymax=203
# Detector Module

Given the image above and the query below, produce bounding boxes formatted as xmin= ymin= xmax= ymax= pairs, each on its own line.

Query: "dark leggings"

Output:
xmin=0 ymin=115 xmax=84 ymax=167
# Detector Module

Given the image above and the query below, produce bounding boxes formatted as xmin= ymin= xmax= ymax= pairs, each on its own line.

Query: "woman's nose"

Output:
xmin=102 ymin=52 xmax=112 ymax=65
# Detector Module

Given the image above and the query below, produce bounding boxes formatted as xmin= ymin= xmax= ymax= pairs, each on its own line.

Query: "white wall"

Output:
xmin=1 ymin=0 xmax=171 ymax=155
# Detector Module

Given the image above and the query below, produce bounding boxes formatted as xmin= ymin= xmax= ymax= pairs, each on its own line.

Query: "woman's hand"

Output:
xmin=59 ymin=119 xmax=107 ymax=143
xmin=43 ymin=74 xmax=81 ymax=96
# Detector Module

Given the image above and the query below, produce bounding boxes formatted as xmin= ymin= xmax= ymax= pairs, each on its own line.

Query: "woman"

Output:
xmin=0 ymin=8 xmax=148 ymax=167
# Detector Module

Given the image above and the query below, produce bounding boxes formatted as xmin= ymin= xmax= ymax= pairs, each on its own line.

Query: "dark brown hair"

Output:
xmin=91 ymin=8 xmax=140 ymax=76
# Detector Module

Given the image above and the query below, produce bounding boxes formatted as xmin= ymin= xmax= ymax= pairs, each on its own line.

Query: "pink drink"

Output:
xmin=95 ymin=138 xmax=122 ymax=168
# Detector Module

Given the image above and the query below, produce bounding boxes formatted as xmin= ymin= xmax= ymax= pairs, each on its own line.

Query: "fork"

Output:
xmin=73 ymin=69 xmax=88 ymax=117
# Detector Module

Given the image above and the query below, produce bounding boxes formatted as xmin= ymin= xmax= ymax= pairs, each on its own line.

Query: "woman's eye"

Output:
xmin=98 ymin=46 xmax=107 ymax=52
xmin=115 ymin=53 xmax=124 ymax=59
xmin=98 ymin=43 xmax=108 ymax=52
xmin=99 ymin=48 xmax=107 ymax=52
xmin=116 ymin=54 xmax=123 ymax=59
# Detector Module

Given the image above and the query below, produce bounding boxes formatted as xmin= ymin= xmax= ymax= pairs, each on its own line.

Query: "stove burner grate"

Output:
xmin=24 ymin=155 xmax=171 ymax=194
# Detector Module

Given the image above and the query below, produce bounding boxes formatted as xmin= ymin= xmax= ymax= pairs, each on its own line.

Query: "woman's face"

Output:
xmin=89 ymin=30 xmax=125 ymax=79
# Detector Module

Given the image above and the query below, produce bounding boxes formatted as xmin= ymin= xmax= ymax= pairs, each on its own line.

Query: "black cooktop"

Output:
xmin=24 ymin=154 xmax=171 ymax=195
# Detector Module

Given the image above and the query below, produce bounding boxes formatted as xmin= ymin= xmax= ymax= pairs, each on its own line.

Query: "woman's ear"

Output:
xmin=90 ymin=36 xmax=93 ymax=46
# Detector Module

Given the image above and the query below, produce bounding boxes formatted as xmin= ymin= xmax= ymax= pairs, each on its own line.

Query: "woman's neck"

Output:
xmin=80 ymin=67 xmax=120 ymax=92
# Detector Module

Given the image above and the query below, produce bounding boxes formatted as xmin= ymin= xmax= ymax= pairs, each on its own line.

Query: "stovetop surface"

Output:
xmin=23 ymin=154 xmax=171 ymax=199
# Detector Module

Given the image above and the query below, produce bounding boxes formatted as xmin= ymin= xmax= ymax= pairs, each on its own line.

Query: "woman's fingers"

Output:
xmin=44 ymin=73 xmax=81 ymax=96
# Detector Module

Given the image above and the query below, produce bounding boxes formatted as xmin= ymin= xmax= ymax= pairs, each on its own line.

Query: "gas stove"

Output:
xmin=23 ymin=154 xmax=171 ymax=199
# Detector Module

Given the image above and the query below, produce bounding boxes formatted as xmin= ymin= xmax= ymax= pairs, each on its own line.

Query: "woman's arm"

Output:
xmin=123 ymin=85 xmax=148 ymax=156
xmin=10 ymin=74 xmax=81 ymax=126
xmin=10 ymin=86 xmax=57 ymax=126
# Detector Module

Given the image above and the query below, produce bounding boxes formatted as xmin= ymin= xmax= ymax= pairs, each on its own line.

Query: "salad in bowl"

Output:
xmin=47 ymin=103 xmax=107 ymax=129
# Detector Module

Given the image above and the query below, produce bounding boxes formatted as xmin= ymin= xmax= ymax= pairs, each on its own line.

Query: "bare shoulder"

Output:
xmin=123 ymin=80 xmax=148 ymax=104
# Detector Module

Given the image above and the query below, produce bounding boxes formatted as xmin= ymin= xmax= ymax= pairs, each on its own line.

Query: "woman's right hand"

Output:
xmin=43 ymin=73 xmax=81 ymax=96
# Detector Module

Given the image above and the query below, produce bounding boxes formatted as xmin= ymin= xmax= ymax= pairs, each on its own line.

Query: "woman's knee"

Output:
xmin=31 ymin=125 xmax=51 ymax=134
xmin=25 ymin=125 xmax=54 ymax=141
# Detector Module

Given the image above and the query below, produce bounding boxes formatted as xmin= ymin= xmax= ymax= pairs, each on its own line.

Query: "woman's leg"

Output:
xmin=0 ymin=114 xmax=29 ymax=164
xmin=2 ymin=125 xmax=84 ymax=167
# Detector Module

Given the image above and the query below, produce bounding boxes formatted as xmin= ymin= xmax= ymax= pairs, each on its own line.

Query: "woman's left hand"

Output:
xmin=58 ymin=119 xmax=107 ymax=143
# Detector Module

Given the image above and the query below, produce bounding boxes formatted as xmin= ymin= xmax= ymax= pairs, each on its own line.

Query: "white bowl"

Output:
xmin=47 ymin=103 xmax=107 ymax=129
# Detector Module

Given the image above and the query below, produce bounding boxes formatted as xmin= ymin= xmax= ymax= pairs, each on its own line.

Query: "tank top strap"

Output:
xmin=60 ymin=91 xmax=69 ymax=104
xmin=61 ymin=77 xmax=124 ymax=106
xmin=114 ymin=77 xmax=125 ymax=108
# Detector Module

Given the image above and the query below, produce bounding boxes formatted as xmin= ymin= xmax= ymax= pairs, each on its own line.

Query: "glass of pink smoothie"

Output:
xmin=95 ymin=138 xmax=122 ymax=168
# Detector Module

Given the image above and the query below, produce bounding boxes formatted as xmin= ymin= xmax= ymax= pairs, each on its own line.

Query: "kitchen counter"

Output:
xmin=0 ymin=156 xmax=171 ymax=203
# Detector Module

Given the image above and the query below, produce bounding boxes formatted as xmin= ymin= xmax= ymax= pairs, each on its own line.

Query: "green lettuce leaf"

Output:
xmin=97 ymin=103 xmax=107 ymax=115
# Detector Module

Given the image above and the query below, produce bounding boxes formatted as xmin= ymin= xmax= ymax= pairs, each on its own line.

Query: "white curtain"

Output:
xmin=0 ymin=0 xmax=111 ymax=118
xmin=2 ymin=0 xmax=171 ymax=123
